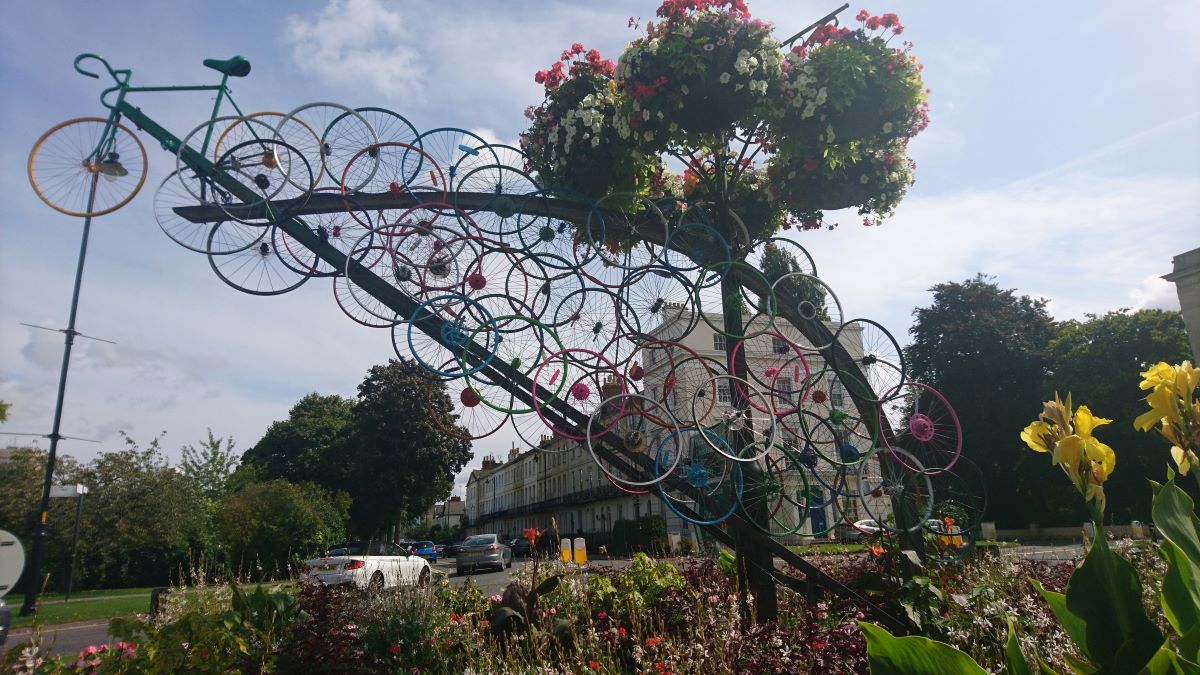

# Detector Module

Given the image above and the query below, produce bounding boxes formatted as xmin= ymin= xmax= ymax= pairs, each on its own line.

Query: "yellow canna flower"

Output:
xmin=1170 ymin=446 xmax=1193 ymax=476
xmin=1139 ymin=362 xmax=1175 ymax=391
xmin=1020 ymin=420 xmax=1055 ymax=453
xmin=1134 ymin=361 xmax=1200 ymax=479
xmin=1021 ymin=394 xmax=1115 ymax=512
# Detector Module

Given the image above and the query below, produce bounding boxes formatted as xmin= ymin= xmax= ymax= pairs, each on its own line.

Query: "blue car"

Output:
xmin=412 ymin=540 xmax=437 ymax=562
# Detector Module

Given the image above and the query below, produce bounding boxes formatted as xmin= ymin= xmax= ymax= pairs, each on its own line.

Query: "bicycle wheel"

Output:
xmin=832 ymin=318 xmax=906 ymax=404
xmin=736 ymin=451 xmax=810 ymax=536
xmin=207 ymin=226 xmax=310 ymax=296
xmin=656 ymin=428 xmax=743 ymax=525
xmin=153 ymin=170 xmax=264 ymax=255
xmin=771 ymin=273 xmax=843 ymax=351
xmin=878 ymin=382 xmax=962 ymax=475
xmin=28 ymin=117 xmax=148 ymax=217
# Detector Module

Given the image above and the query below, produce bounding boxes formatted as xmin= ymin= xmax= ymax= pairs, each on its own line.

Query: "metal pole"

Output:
xmin=20 ymin=173 xmax=99 ymax=617
xmin=65 ymin=492 xmax=84 ymax=601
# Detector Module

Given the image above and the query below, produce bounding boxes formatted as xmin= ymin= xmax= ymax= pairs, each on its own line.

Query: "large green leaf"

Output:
xmin=858 ymin=621 xmax=988 ymax=675
xmin=1006 ymin=617 xmax=1034 ymax=675
xmin=1031 ymin=579 xmax=1089 ymax=658
xmin=1153 ymin=479 xmax=1200 ymax=570
xmin=1140 ymin=642 xmax=1200 ymax=675
xmin=1065 ymin=543 xmax=1162 ymax=672
xmin=1161 ymin=539 xmax=1200 ymax=638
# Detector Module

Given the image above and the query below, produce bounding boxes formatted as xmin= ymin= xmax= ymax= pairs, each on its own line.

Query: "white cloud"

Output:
xmin=1129 ymin=274 xmax=1180 ymax=311
xmin=283 ymin=0 xmax=423 ymax=100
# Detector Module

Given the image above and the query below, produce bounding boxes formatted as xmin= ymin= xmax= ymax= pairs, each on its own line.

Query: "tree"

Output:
xmin=72 ymin=433 xmax=205 ymax=588
xmin=0 ymin=447 xmax=80 ymax=593
xmin=241 ymin=393 xmax=356 ymax=491
xmin=905 ymin=274 xmax=1063 ymax=527
xmin=0 ymin=399 xmax=10 ymax=422
xmin=348 ymin=359 xmax=472 ymax=535
xmin=180 ymin=429 xmax=239 ymax=501
xmin=1046 ymin=309 xmax=1192 ymax=521
xmin=215 ymin=479 xmax=350 ymax=579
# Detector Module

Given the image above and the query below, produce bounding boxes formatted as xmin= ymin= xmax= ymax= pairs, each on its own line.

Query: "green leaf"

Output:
xmin=1153 ymin=479 xmax=1200 ymax=570
xmin=858 ymin=621 xmax=988 ymax=675
xmin=1161 ymin=539 xmax=1200 ymax=637
xmin=1006 ymin=617 xmax=1034 ymax=675
xmin=1065 ymin=544 xmax=1162 ymax=672
xmin=1180 ymin=621 xmax=1200 ymax=665
xmin=1031 ymin=579 xmax=1089 ymax=657
xmin=1139 ymin=642 xmax=1200 ymax=675
xmin=531 ymin=574 xmax=562 ymax=604
xmin=487 ymin=606 xmax=526 ymax=634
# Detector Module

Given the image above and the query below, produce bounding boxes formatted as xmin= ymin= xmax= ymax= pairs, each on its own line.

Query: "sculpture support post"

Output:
xmin=722 ymin=272 xmax=778 ymax=622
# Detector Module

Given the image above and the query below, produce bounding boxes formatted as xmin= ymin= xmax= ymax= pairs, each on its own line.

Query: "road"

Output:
xmin=1 ymin=545 xmax=1082 ymax=658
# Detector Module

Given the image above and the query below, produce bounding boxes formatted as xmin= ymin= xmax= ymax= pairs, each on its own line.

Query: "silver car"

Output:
xmin=456 ymin=533 xmax=512 ymax=575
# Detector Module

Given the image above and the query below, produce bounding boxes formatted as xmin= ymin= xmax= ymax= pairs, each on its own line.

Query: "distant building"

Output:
xmin=432 ymin=496 xmax=465 ymax=530
xmin=1164 ymin=247 xmax=1200 ymax=361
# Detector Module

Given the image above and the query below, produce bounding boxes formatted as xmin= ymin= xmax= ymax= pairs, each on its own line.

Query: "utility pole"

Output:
xmin=21 ymin=174 xmax=99 ymax=617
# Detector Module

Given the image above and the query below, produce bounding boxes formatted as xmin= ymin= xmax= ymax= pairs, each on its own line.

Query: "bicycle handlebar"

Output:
xmin=74 ymin=53 xmax=131 ymax=86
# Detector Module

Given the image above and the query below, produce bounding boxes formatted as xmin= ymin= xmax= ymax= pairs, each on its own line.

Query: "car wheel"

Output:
xmin=418 ymin=568 xmax=431 ymax=588
xmin=456 ymin=566 xmax=465 ymax=577
xmin=856 ymin=533 xmax=868 ymax=545
xmin=505 ymin=553 xmax=512 ymax=569
xmin=368 ymin=571 xmax=385 ymax=595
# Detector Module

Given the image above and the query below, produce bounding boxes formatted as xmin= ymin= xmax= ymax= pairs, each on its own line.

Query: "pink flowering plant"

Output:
xmin=616 ymin=0 xmax=784 ymax=144
xmin=772 ymin=10 xmax=928 ymax=150
xmin=520 ymin=43 xmax=663 ymax=206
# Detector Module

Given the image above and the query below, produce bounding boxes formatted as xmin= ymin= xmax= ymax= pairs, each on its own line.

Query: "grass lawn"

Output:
xmin=787 ymin=539 xmax=1021 ymax=556
xmin=35 ymin=586 xmax=157 ymax=603
xmin=8 ymin=594 xmax=149 ymax=630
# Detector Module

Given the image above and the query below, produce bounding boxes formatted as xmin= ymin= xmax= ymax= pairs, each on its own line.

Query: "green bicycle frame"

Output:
xmin=73 ymin=52 xmax=255 ymax=165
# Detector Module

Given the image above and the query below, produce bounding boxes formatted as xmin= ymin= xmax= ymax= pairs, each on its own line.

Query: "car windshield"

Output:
xmin=463 ymin=534 xmax=496 ymax=546
xmin=416 ymin=541 xmax=434 ymax=548
xmin=325 ymin=542 xmax=365 ymax=556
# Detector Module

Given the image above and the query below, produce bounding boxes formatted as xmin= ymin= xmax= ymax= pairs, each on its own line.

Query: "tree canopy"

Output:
xmin=241 ymin=359 xmax=472 ymax=537
xmin=905 ymin=274 xmax=1063 ymax=527
xmin=348 ymin=359 xmax=472 ymax=535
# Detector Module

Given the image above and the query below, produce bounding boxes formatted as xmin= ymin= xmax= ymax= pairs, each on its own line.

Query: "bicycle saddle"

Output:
xmin=203 ymin=56 xmax=251 ymax=78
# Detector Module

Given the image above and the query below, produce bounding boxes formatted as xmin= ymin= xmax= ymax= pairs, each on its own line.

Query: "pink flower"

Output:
xmin=597 ymin=611 xmax=607 ymax=619
xmin=589 ymin=660 xmax=601 ymax=670
xmin=491 ymin=594 xmax=503 ymax=603
xmin=646 ymin=636 xmax=663 ymax=647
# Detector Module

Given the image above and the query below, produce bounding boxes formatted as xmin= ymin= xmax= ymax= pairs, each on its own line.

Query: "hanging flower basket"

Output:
xmin=768 ymin=139 xmax=914 ymax=226
xmin=771 ymin=11 xmax=927 ymax=151
xmin=520 ymin=44 xmax=662 ymax=204
xmin=616 ymin=1 xmax=783 ymax=144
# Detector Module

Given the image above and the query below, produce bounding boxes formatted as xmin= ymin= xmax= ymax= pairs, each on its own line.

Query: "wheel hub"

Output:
xmin=570 ymin=382 xmax=591 ymax=401
xmin=686 ymin=463 xmax=710 ymax=488
xmin=908 ymin=413 xmax=935 ymax=442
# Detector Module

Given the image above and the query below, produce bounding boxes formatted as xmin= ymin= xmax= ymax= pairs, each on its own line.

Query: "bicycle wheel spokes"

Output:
xmin=879 ymin=381 xmax=963 ymax=474
xmin=29 ymin=117 xmax=148 ymax=217
xmin=656 ymin=428 xmax=742 ymax=525
xmin=833 ymin=318 xmax=906 ymax=404
xmin=737 ymin=452 xmax=809 ymax=536
xmin=207 ymin=226 xmax=309 ymax=296
xmin=154 ymin=170 xmax=262 ymax=255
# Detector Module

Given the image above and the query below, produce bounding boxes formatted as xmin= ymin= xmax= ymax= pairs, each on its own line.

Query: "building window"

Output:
xmin=713 ymin=334 xmax=726 ymax=351
xmin=717 ymin=382 xmax=731 ymax=403
xmin=772 ymin=336 xmax=789 ymax=354
xmin=778 ymin=378 xmax=793 ymax=402
xmin=829 ymin=377 xmax=845 ymax=407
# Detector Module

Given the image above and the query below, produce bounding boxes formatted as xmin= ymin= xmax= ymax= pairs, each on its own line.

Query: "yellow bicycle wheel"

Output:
xmin=27 ymin=117 xmax=148 ymax=217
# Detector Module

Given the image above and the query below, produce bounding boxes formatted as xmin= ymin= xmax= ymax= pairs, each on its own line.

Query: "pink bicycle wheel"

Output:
xmin=878 ymin=381 xmax=962 ymax=475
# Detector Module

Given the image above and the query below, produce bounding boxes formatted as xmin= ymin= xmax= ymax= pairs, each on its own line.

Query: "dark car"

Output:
xmin=509 ymin=538 xmax=532 ymax=557
xmin=445 ymin=541 xmax=465 ymax=558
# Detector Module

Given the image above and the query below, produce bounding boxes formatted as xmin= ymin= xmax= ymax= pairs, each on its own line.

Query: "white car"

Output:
xmin=301 ymin=541 xmax=430 ymax=591
xmin=851 ymin=518 xmax=965 ymax=542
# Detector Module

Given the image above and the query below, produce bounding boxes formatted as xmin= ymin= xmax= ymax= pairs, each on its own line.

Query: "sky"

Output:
xmin=1 ymin=0 xmax=1197 ymax=498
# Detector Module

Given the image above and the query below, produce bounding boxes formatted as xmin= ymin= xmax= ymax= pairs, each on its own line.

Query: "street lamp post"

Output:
xmin=21 ymin=174 xmax=101 ymax=617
